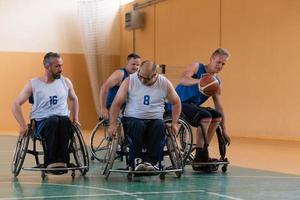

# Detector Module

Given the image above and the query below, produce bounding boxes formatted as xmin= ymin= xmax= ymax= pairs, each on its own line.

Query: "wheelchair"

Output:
xmin=89 ymin=118 xmax=110 ymax=163
xmin=11 ymin=120 xmax=89 ymax=180
xmin=97 ymin=118 xmax=184 ymax=180
xmin=90 ymin=116 xmax=193 ymax=165
xmin=185 ymin=123 xmax=230 ymax=173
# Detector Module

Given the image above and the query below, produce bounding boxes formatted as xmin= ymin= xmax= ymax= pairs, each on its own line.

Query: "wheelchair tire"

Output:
xmin=72 ymin=124 xmax=89 ymax=175
xmin=166 ymin=128 xmax=183 ymax=178
xmin=164 ymin=117 xmax=193 ymax=165
xmin=90 ymin=119 xmax=111 ymax=163
xmin=11 ymin=131 xmax=31 ymax=177
xmin=103 ymin=131 xmax=120 ymax=179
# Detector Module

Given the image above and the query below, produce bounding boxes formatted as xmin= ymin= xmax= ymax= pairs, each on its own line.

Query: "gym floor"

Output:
xmin=1 ymin=134 xmax=300 ymax=200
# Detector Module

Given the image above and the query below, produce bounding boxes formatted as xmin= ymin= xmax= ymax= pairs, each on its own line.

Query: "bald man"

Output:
xmin=108 ymin=60 xmax=181 ymax=172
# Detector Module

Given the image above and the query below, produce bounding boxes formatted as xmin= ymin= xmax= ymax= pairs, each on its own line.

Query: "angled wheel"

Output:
xmin=90 ymin=119 xmax=111 ymax=162
xmin=103 ymin=125 xmax=121 ymax=179
xmin=11 ymin=125 xmax=31 ymax=177
xmin=164 ymin=117 xmax=193 ymax=165
xmin=71 ymin=124 xmax=89 ymax=175
xmin=165 ymin=126 xmax=183 ymax=178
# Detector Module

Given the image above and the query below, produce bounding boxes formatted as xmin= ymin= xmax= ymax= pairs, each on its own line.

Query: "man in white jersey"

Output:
xmin=108 ymin=60 xmax=181 ymax=171
xmin=12 ymin=52 xmax=79 ymax=172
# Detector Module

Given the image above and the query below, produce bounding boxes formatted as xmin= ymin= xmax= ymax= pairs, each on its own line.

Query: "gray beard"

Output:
xmin=52 ymin=74 xmax=61 ymax=79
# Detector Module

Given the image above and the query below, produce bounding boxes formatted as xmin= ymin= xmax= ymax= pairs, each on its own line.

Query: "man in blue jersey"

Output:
xmin=175 ymin=48 xmax=231 ymax=169
xmin=108 ymin=60 xmax=181 ymax=171
xmin=99 ymin=53 xmax=141 ymax=119
xmin=12 ymin=52 xmax=79 ymax=171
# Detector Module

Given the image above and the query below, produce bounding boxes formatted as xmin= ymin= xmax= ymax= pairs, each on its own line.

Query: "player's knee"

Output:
xmin=212 ymin=117 xmax=222 ymax=123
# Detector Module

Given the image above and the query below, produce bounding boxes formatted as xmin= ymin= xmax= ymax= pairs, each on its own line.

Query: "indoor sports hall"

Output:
xmin=1 ymin=0 xmax=300 ymax=199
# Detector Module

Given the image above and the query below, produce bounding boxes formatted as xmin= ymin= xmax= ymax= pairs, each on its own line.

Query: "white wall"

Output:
xmin=0 ymin=0 xmax=83 ymax=53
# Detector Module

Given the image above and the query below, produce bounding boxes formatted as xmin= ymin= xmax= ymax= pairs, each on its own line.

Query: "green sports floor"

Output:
xmin=1 ymin=135 xmax=300 ymax=200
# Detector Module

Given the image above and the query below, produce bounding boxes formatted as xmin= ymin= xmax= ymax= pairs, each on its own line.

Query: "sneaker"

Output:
xmin=135 ymin=163 xmax=146 ymax=171
xmin=46 ymin=162 xmax=67 ymax=175
xmin=193 ymin=148 xmax=209 ymax=163
xmin=144 ymin=162 xmax=159 ymax=171
xmin=134 ymin=158 xmax=146 ymax=171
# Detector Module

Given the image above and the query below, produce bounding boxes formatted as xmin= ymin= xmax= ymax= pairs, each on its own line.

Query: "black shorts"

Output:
xmin=181 ymin=103 xmax=222 ymax=127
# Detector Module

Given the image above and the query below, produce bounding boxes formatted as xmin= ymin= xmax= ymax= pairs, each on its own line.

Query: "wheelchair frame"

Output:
xmin=11 ymin=120 xmax=89 ymax=179
xmin=100 ymin=118 xmax=184 ymax=180
xmin=186 ymin=125 xmax=230 ymax=173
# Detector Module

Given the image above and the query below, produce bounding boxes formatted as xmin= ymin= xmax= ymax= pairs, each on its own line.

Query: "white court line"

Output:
xmin=1 ymin=174 xmax=300 ymax=179
xmin=183 ymin=175 xmax=300 ymax=179
xmin=0 ymin=181 xmax=138 ymax=198
xmin=0 ymin=183 xmax=243 ymax=200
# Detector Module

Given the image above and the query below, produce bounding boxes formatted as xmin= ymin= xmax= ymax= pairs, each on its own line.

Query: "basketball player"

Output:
xmin=175 ymin=48 xmax=231 ymax=170
xmin=99 ymin=53 xmax=141 ymax=119
xmin=12 ymin=52 xmax=79 ymax=172
xmin=108 ymin=60 xmax=181 ymax=171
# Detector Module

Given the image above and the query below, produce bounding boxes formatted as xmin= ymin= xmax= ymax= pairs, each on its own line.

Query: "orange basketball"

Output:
xmin=198 ymin=73 xmax=220 ymax=96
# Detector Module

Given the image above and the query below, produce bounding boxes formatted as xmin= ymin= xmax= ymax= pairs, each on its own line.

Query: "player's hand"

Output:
xmin=108 ymin=124 xmax=117 ymax=137
xmin=73 ymin=120 xmax=81 ymax=127
xmin=100 ymin=108 xmax=109 ymax=120
xmin=171 ymin=122 xmax=178 ymax=135
xmin=223 ymin=131 xmax=231 ymax=146
xmin=19 ymin=125 xmax=27 ymax=137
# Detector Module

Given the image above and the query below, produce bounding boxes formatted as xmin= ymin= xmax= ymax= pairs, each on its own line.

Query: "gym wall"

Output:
xmin=0 ymin=0 xmax=98 ymax=133
xmin=120 ymin=0 xmax=300 ymax=140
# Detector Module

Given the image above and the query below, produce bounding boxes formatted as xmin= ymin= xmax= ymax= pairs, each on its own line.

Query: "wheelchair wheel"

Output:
xmin=90 ymin=119 xmax=111 ymax=162
xmin=71 ymin=124 xmax=89 ymax=175
xmin=164 ymin=117 xmax=193 ymax=165
xmin=165 ymin=128 xmax=183 ymax=178
xmin=103 ymin=130 xmax=120 ymax=179
xmin=11 ymin=128 xmax=31 ymax=177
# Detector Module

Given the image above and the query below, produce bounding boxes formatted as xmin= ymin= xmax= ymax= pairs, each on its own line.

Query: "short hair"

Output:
xmin=141 ymin=60 xmax=157 ymax=72
xmin=127 ymin=53 xmax=141 ymax=61
xmin=43 ymin=52 xmax=61 ymax=67
xmin=211 ymin=48 xmax=231 ymax=58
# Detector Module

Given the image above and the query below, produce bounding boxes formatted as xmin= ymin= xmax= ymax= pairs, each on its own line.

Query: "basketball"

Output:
xmin=198 ymin=73 xmax=220 ymax=96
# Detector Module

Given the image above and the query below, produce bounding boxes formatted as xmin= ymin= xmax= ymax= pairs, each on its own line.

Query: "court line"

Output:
xmin=183 ymin=175 xmax=300 ymax=179
xmin=1 ymin=174 xmax=300 ymax=179
xmin=0 ymin=181 xmax=138 ymax=198
xmin=0 ymin=183 xmax=243 ymax=200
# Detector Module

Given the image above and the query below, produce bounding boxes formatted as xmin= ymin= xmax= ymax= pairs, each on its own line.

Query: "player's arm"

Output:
xmin=65 ymin=78 xmax=79 ymax=124
xmin=212 ymin=92 xmax=231 ymax=145
xmin=108 ymin=78 xmax=129 ymax=136
xmin=179 ymin=62 xmax=200 ymax=86
xmin=99 ymin=69 xmax=124 ymax=119
xmin=11 ymin=82 xmax=33 ymax=136
xmin=166 ymin=79 xmax=181 ymax=134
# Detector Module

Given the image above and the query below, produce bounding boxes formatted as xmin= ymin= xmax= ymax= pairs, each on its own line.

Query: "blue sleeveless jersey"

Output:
xmin=106 ymin=68 xmax=129 ymax=108
xmin=175 ymin=63 xmax=220 ymax=106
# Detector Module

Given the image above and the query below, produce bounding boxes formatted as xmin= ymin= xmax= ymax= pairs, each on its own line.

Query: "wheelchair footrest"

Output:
xmin=191 ymin=161 xmax=229 ymax=166
xmin=109 ymin=168 xmax=182 ymax=174
xmin=22 ymin=166 xmax=88 ymax=171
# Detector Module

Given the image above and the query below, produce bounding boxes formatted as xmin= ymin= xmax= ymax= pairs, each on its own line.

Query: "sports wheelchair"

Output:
xmin=11 ymin=120 xmax=89 ymax=180
xmin=163 ymin=115 xmax=229 ymax=173
xmin=90 ymin=117 xmax=187 ymax=180
xmin=185 ymin=123 xmax=230 ymax=173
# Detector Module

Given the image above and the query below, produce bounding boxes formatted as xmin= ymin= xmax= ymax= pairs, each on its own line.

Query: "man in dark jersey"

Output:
xmin=175 ymin=48 xmax=231 ymax=168
xmin=99 ymin=53 xmax=141 ymax=119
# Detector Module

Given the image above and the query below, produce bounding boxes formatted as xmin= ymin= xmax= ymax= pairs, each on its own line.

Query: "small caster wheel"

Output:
xmin=222 ymin=165 xmax=227 ymax=173
xmin=127 ymin=172 xmax=133 ymax=181
xmin=71 ymin=170 xmax=75 ymax=179
xmin=160 ymin=172 xmax=166 ymax=180
xmin=41 ymin=172 xmax=46 ymax=180
xmin=91 ymin=156 xmax=95 ymax=161
xmin=105 ymin=171 xmax=110 ymax=180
